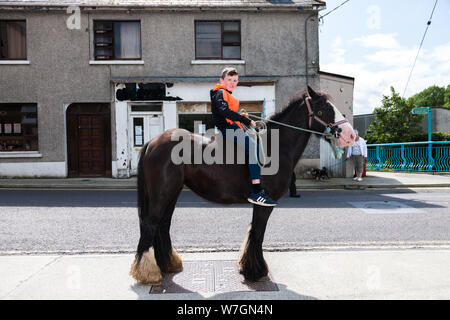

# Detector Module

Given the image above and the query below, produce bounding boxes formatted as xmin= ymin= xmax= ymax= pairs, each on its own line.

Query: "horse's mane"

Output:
xmin=268 ymin=89 xmax=331 ymax=123
xmin=269 ymin=90 xmax=307 ymax=123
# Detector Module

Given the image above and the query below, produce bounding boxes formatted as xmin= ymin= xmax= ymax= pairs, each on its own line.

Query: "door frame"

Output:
xmin=128 ymin=103 xmax=164 ymax=175
xmin=66 ymin=103 xmax=112 ymax=177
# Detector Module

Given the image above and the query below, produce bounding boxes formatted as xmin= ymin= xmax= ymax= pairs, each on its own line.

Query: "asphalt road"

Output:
xmin=1 ymin=188 xmax=449 ymax=254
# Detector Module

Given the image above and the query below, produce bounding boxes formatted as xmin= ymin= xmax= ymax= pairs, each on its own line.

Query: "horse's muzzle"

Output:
xmin=337 ymin=124 xmax=356 ymax=147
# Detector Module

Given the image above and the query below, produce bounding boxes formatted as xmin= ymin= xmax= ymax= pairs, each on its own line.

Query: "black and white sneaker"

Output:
xmin=247 ymin=190 xmax=278 ymax=207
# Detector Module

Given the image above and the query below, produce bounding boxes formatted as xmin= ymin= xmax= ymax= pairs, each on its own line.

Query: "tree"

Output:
xmin=364 ymin=87 xmax=423 ymax=144
xmin=407 ymin=85 xmax=446 ymax=108
xmin=444 ymin=84 xmax=450 ymax=108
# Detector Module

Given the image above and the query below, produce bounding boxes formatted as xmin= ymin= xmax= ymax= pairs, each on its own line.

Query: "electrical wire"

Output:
xmin=402 ymin=0 xmax=439 ymax=97
xmin=319 ymin=0 xmax=351 ymax=22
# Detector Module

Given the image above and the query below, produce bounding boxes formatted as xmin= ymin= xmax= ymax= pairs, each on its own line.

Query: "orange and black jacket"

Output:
xmin=210 ymin=84 xmax=252 ymax=131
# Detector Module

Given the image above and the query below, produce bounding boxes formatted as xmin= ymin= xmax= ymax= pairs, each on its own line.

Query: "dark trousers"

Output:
xmin=289 ymin=172 xmax=297 ymax=195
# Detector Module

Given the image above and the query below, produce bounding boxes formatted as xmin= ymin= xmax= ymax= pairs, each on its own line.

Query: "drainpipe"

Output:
xmin=304 ymin=13 xmax=316 ymax=87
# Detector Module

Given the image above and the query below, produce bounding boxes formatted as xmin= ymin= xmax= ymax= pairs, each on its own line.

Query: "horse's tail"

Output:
xmin=137 ymin=141 xmax=149 ymax=223
xmin=136 ymin=141 xmax=151 ymax=260
xmin=130 ymin=141 xmax=163 ymax=284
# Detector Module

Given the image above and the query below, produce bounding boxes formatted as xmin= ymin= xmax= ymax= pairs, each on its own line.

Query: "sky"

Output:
xmin=318 ymin=0 xmax=450 ymax=115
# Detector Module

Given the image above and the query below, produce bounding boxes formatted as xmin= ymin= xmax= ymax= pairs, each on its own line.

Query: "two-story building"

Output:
xmin=0 ymin=0 xmax=351 ymax=179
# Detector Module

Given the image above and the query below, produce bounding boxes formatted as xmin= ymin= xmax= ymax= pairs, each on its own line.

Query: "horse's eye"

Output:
xmin=317 ymin=111 xmax=322 ymax=116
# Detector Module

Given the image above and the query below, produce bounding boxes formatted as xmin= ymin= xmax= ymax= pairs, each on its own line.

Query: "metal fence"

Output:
xmin=367 ymin=141 xmax=450 ymax=172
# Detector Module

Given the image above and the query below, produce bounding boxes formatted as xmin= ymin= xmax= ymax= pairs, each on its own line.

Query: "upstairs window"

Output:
xmin=0 ymin=20 xmax=27 ymax=60
xmin=94 ymin=21 xmax=141 ymax=60
xmin=195 ymin=21 xmax=241 ymax=60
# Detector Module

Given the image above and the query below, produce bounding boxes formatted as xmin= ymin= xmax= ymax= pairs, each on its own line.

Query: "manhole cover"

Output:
xmin=348 ymin=201 xmax=424 ymax=214
xmin=149 ymin=260 xmax=278 ymax=294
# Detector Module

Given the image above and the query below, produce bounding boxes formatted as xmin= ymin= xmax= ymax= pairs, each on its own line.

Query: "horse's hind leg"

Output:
xmin=130 ymin=162 xmax=184 ymax=284
xmin=238 ymin=205 xmax=274 ymax=281
xmin=130 ymin=221 xmax=162 ymax=285
xmin=130 ymin=200 xmax=164 ymax=285
xmin=154 ymin=196 xmax=183 ymax=273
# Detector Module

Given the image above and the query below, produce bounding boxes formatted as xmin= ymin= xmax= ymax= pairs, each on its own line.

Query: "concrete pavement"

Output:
xmin=1 ymin=250 xmax=450 ymax=300
xmin=1 ymin=171 xmax=450 ymax=190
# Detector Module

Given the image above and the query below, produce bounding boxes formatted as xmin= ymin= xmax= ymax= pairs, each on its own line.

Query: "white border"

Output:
xmin=0 ymin=152 xmax=42 ymax=158
xmin=89 ymin=60 xmax=144 ymax=65
xmin=191 ymin=60 xmax=245 ymax=65
xmin=0 ymin=161 xmax=66 ymax=177
xmin=0 ymin=60 xmax=30 ymax=65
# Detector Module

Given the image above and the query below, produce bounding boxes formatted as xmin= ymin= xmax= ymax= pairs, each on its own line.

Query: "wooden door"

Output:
xmin=77 ymin=115 xmax=105 ymax=176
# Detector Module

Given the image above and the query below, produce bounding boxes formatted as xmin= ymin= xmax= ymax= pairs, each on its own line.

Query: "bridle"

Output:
xmin=304 ymin=93 xmax=349 ymax=138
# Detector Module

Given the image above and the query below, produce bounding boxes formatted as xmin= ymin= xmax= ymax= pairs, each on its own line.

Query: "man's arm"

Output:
xmin=346 ymin=146 xmax=352 ymax=159
xmin=211 ymin=89 xmax=252 ymax=126
xmin=362 ymin=139 xmax=368 ymax=158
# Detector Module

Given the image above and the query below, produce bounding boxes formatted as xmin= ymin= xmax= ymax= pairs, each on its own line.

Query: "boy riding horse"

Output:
xmin=210 ymin=67 xmax=277 ymax=207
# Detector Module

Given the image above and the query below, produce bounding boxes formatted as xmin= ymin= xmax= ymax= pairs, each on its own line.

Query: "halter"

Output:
xmin=304 ymin=93 xmax=349 ymax=138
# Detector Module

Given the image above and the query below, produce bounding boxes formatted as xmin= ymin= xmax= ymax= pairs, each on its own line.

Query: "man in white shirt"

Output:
xmin=346 ymin=130 xmax=367 ymax=181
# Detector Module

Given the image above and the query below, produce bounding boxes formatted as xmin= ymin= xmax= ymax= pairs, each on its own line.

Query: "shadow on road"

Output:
xmin=0 ymin=189 xmax=446 ymax=211
xmin=130 ymin=281 xmax=316 ymax=300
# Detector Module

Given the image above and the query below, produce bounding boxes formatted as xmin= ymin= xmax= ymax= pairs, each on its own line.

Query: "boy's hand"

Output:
xmin=250 ymin=120 xmax=257 ymax=128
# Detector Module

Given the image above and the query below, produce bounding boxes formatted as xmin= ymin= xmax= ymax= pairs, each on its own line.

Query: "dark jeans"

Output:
xmin=220 ymin=124 xmax=260 ymax=181
xmin=290 ymin=172 xmax=297 ymax=195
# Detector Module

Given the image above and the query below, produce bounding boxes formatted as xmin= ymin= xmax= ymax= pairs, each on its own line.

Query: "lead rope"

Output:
xmin=239 ymin=113 xmax=268 ymax=168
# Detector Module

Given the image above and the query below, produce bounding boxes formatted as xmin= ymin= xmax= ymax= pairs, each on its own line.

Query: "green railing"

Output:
xmin=367 ymin=141 xmax=450 ymax=172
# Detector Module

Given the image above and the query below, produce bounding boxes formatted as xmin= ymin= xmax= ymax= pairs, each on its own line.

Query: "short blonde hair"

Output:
xmin=221 ymin=67 xmax=238 ymax=79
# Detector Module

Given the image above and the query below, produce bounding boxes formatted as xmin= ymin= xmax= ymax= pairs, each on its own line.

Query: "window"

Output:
xmin=131 ymin=104 xmax=163 ymax=113
xmin=178 ymin=114 xmax=216 ymax=134
xmin=0 ymin=104 xmax=38 ymax=151
xmin=0 ymin=20 xmax=27 ymax=60
xmin=195 ymin=21 xmax=241 ymax=60
xmin=133 ymin=117 xmax=144 ymax=146
xmin=94 ymin=21 xmax=141 ymax=60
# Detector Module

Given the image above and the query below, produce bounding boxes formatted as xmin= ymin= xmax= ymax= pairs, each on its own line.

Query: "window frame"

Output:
xmin=133 ymin=117 xmax=144 ymax=147
xmin=93 ymin=20 xmax=142 ymax=61
xmin=194 ymin=20 xmax=241 ymax=60
xmin=0 ymin=20 xmax=27 ymax=60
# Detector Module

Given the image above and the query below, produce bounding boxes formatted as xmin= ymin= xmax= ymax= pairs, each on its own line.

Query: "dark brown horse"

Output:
xmin=130 ymin=86 xmax=355 ymax=284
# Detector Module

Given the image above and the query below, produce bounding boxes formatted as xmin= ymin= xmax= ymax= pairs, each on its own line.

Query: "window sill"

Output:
xmin=0 ymin=151 xmax=42 ymax=158
xmin=0 ymin=60 xmax=30 ymax=65
xmin=191 ymin=60 xmax=245 ymax=65
xmin=89 ymin=60 xmax=144 ymax=65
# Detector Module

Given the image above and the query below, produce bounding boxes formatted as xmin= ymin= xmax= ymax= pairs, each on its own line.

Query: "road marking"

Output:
xmin=348 ymin=201 xmax=425 ymax=214
xmin=2 ymin=241 xmax=450 ymax=255
xmin=264 ymin=240 xmax=450 ymax=251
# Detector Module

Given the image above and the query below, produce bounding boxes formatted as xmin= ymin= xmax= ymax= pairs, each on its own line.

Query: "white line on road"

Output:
xmin=2 ymin=240 xmax=450 ymax=255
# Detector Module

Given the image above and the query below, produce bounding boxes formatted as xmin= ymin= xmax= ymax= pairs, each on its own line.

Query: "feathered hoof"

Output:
xmin=237 ymin=259 xmax=269 ymax=282
xmin=130 ymin=248 xmax=162 ymax=285
xmin=167 ymin=248 xmax=183 ymax=273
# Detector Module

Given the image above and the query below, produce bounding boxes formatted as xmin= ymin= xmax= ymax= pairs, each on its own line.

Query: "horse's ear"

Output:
xmin=307 ymin=85 xmax=320 ymax=99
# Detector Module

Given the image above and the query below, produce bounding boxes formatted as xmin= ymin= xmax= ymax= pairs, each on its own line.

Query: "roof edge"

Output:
xmin=0 ymin=1 xmax=326 ymax=11
xmin=319 ymin=70 xmax=355 ymax=81
xmin=111 ymin=76 xmax=280 ymax=84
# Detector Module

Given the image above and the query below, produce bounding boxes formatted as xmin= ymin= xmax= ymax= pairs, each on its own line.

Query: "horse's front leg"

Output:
xmin=238 ymin=205 xmax=274 ymax=281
